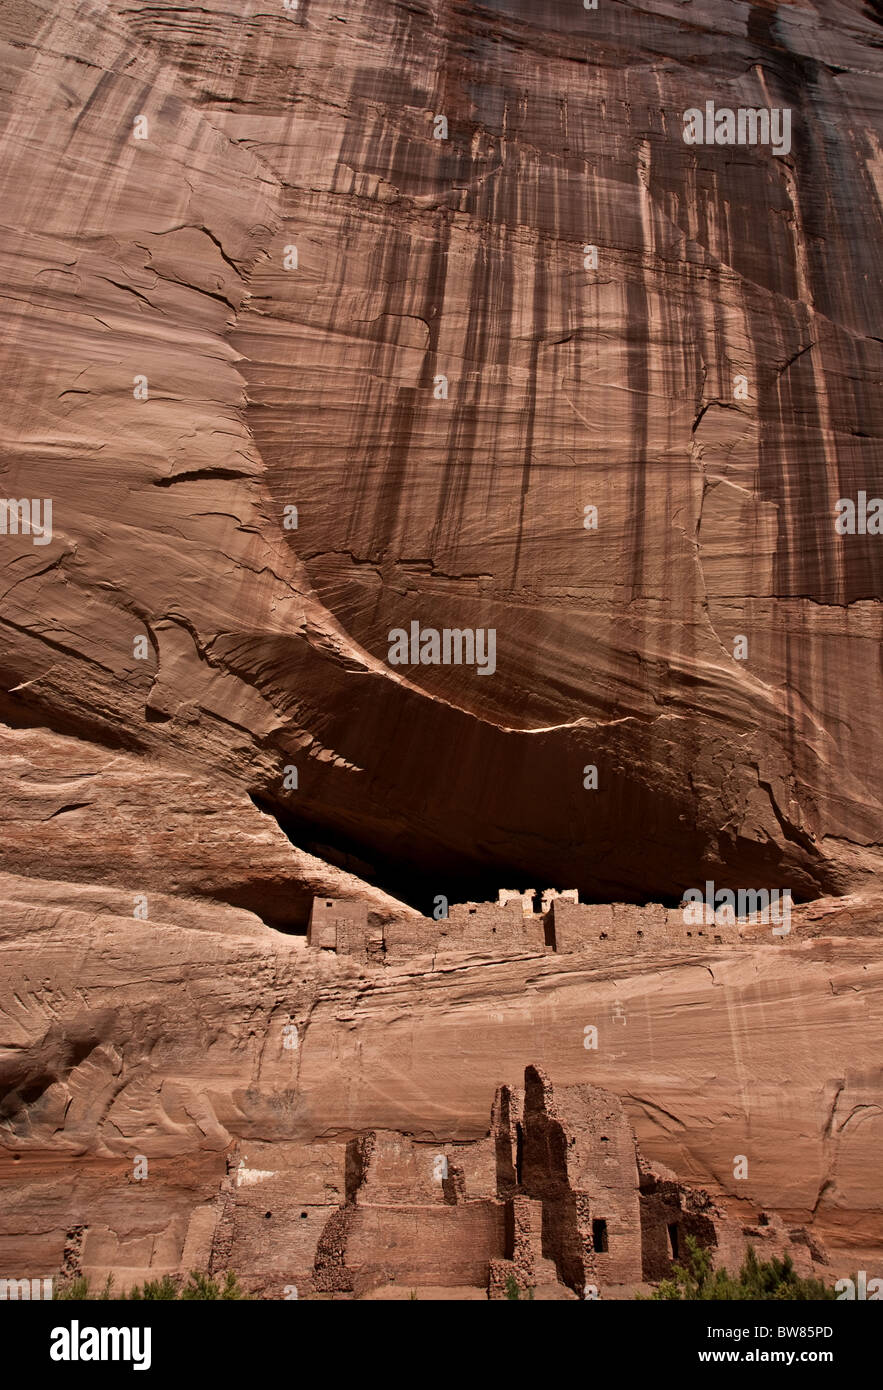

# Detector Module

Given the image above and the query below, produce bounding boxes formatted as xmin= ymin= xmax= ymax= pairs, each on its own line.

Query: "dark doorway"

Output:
xmin=543 ymin=911 xmax=556 ymax=950
xmin=592 ymin=1219 xmax=608 ymax=1253
xmin=515 ymin=1122 xmax=524 ymax=1186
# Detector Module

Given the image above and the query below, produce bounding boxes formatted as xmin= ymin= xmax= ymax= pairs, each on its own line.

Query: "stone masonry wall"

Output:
xmin=517 ymin=1066 xmax=643 ymax=1290
xmin=384 ymin=900 xmax=546 ymax=960
xmin=553 ymin=900 xmax=748 ymax=956
xmin=314 ymin=894 xmax=793 ymax=965
xmin=299 ymin=1067 xmax=823 ymax=1297
xmin=307 ymin=897 xmax=381 ymax=963
xmin=343 ymin=1202 xmax=507 ymax=1290
xmin=553 ymin=1081 xmax=644 ymax=1287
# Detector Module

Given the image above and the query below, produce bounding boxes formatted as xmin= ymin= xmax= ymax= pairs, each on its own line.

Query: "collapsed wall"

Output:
xmin=637 ymin=1155 xmax=825 ymax=1285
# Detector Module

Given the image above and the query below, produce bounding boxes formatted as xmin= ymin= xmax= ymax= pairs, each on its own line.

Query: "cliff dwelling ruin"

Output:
xmin=192 ymin=1066 xmax=827 ymax=1300
xmin=305 ymin=888 xmax=788 ymax=964
xmin=0 ymin=0 xmax=880 ymax=1331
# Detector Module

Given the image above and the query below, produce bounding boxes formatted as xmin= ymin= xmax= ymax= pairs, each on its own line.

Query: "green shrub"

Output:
xmin=54 ymin=1276 xmax=92 ymax=1301
xmin=54 ymin=1270 xmax=248 ymax=1300
xmin=503 ymin=1273 xmax=535 ymax=1300
xmin=126 ymin=1275 xmax=178 ymax=1300
xmin=179 ymin=1270 xmax=247 ymax=1300
xmin=54 ymin=1275 xmax=113 ymax=1300
xmin=650 ymin=1236 xmax=837 ymax=1301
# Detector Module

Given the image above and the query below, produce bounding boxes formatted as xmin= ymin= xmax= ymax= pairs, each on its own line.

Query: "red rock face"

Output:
xmin=0 ymin=0 xmax=881 ymax=1297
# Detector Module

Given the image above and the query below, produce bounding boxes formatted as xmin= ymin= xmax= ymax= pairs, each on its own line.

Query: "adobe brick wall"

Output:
xmin=516 ymin=1066 xmax=643 ymax=1289
xmin=231 ymin=1186 xmax=334 ymax=1296
xmin=552 ymin=899 xmax=745 ymax=955
xmin=636 ymin=1158 xmax=823 ymax=1285
xmin=384 ymin=897 xmax=753 ymax=965
xmin=343 ymin=1202 xmax=507 ymax=1289
xmin=219 ymin=1139 xmax=346 ymax=1297
xmin=382 ymin=915 xmax=435 ymax=960
xmin=487 ymin=1195 xmax=543 ymax=1297
xmin=639 ymin=1174 xmax=720 ymax=1282
xmin=307 ymin=897 xmax=379 ymax=962
xmin=639 ymin=1166 xmax=686 ymax=1281
xmin=383 ymin=900 xmax=546 ymax=960
xmin=450 ymin=1135 xmax=498 ymax=1200
xmin=295 ymin=1065 xmax=824 ymax=1297
xmin=313 ymin=1206 xmax=352 ymax=1292
xmin=488 ymin=1257 xmax=519 ymax=1298
xmin=712 ymin=1210 xmax=820 ymax=1281
xmin=310 ymin=892 xmax=795 ymax=964
xmin=445 ymin=900 xmax=545 ymax=954
xmin=346 ymin=1131 xmax=496 ymax=1206
xmin=498 ymin=888 xmax=536 ymax=912
xmin=554 ymin=1083 xmax=644 ymax=1286
xmin=491 ymin=1082 xmax=522 ymax=1198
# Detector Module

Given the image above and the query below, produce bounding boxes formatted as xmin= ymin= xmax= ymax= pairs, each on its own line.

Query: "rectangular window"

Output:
xmin=592 ymin=1219 xmax=608 ymax=1252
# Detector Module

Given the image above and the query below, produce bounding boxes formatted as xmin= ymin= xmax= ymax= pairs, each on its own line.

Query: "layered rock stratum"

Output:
xmin=0 ymin=0 xmax=881 ymax=1296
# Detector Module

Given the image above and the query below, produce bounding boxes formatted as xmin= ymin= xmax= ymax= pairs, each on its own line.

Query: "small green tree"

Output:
xmin=180 ymin=1270 xmax=247 ymax=1300
xmin=126 ymin=1275 xmax=178 ymax=1300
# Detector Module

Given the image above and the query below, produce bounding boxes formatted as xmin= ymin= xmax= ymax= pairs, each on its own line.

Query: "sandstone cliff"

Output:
xmin=0 ymin=0 xmax=881 ymax=1296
